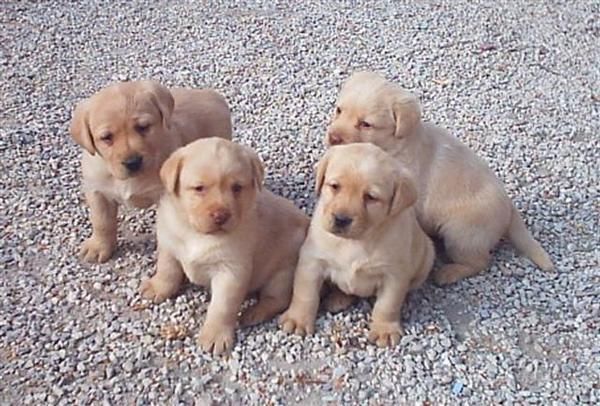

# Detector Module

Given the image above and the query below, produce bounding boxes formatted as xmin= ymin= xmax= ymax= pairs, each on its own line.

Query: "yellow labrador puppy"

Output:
xmin=326 ymin=71 xmax=553 ymax=285
xmin=70 ymin=81 xmax=232 ymax=263
xmin=140 ymin=138 xmax=309 ymax=355
xmin=280 ymin=143 xmax=434 ymax=347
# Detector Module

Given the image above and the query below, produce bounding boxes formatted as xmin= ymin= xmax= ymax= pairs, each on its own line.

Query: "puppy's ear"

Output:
xmin=160 ymin=150 xmax=183 ymax=195
xmin=243 ymin=147 xmax=265 ymax=191
xmin=389 ymin=172 xmax=418 ymax=216
xmin=315 ymin=150 xmax=331 ymax=195
xmin=69 ymin=100 xmax=96 ymax=155
xmin=141 ymin=81 xmax=175 ymax=130
xmin=391 ymin=87 xmax=422 ymax=139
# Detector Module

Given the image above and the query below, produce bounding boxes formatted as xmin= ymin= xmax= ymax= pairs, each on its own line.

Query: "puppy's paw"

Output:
xmin=279 ymin=309 xmax=315 ymax=336
xmin=240 ymin=300 xmax=281 ymax=327
xmin=433 ymin=264 xmax=472 ymax=286
xmin=368 ymin=320 xmax=404 ymax=347
xmin=197 ymin=324 xmax=235 ymax=356
xmin=322 ymin=289 xmax=355 ymax=313
xmin=139 ymin=277 xmax=179 ymax=303
xmin=79 ymin=237 xmax=115 ymax=263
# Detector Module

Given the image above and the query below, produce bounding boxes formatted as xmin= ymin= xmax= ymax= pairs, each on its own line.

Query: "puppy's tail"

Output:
xmin=507 ymin=205 xmax=554 ymax=271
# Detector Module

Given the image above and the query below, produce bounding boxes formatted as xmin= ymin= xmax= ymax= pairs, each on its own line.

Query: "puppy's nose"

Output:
xmin=211 ymin=209 xmax=231 ymax=226
xmin=122 ymin=155 xmax=143 ymax=172
xmin=328 ymin=133 xmax=343 ymax=146
xmin=333 ymin=214 xmax=353 ymax=229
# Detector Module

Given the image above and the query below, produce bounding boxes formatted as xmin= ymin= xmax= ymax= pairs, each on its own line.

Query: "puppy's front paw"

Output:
xmin=279 ymin=309 xmax=315 ymax=336
xmin=139 ymin=276 xmax=179 ymax=303
xmin=197 ymin=324 xmax=235 ymax=356
xmin=368 ymin=320 xmax=404 ymax=347
xmin=79 ymin=236 xmax=115 ymax=263
xmin=433 ymin=264 xmax=471 ymax=286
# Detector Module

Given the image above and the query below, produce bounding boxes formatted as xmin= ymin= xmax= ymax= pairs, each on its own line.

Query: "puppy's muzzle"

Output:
xmin=333 ymin=213 xmax=353 ymax=231
xmin=328 ymin=132 xmax=344 ymax=146
xmin=210 ymin=208 xmax=231 ymax=227
xmin=122 ymin=155 xmax=144 ymax=173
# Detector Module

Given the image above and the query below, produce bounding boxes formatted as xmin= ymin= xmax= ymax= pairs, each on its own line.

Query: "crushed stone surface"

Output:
xmin=0 ymin=0 xmax=598 ymax=404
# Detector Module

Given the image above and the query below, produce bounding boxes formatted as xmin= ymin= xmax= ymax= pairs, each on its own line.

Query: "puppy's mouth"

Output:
xmin=191 ymin=220 xmax=236 ymax=235
xmin=111 ymin=165 xmax=147 ymax=180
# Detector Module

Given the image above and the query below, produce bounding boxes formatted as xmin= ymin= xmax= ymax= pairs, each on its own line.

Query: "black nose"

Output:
xmin=333 ymin=214 xmax=353 ymax=229
xmin=122 ymin=155 xmax=143 ymax=172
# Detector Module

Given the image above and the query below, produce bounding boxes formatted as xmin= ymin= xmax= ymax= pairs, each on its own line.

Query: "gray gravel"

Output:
xmin=1 ymin=0 xmax=599 ymax=404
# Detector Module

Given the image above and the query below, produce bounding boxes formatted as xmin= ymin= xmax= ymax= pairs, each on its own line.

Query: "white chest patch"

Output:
xmin=84 ymin=177 xmax=162 ymax=208
xmin=323 ymin=247 xmax=383 ymax=298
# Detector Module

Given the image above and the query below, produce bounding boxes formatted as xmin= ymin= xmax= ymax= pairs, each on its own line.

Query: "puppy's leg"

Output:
xmin=433 ymin=241 xmax=491 ymax=286
xmin=240 ymin=267 xmax=294 ymax=327
xmin=279 ymin=258 xmax=324 ymax=336
xmin=139 ymin=248 xmax=185 ymax=303
xmin=198 ymin=270 xmax=247 ymax=356
xmin=368 ymin=277 xmax=409 ymax=347
xmin=322 ymin=284 xmax=356 ymax=313
xmin=80 ymin=191 xmax=118 ymax=263
xmin=432 ymin=217 xmax=500 ymax=286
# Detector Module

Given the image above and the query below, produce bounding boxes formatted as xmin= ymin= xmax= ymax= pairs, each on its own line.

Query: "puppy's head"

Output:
xmin=160 ymin=137 xmax=264 ymax=234
xmin=326 ymin=71 xmax=422 ymax=151
xmin=315 ymin=143 xmax=417 ymax=239
xmin=70 ymin=80 xmax=175 ymax=180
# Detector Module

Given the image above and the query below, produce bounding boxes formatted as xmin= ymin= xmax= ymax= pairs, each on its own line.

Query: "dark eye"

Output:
xmin=194 ymin=185 xmax=205 ymax=193
xmin=100 ymin=133 xmax=113 ymax=144
xmin=329 ymin=183 xmax=340 ymax=192
xmin=359 ymin=120 xmax=372 ymax=129
xmin=135 ymin=123 xmax=150 ymax=134
xmin=232 ymin=184 xmax=242 ymax=194
xmin=364 ymin=193 xmax=378 ymax=202
xmin=335 ymin=106 xmax=342 ymax=115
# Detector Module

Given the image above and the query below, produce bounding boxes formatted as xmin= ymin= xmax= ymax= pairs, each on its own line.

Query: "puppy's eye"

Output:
xmin=232 ymin=183 xmax=242 ymax=194
xmin=335 ymin=106 xmax=342 ymax=115
xmin=100 ymin=133 xmax=113 ymax=144
xmin=329 ymin=183 xmax=340 ymax=192
xmin=358 ymin=120 xmax=372 ymax=129
xmin=364 ymin=193 xmax=378 ymax=202
xmin=135 ymin=123 xmax=150 ymax=134
xmin=194 ymin=185 xmax=205 ymax=193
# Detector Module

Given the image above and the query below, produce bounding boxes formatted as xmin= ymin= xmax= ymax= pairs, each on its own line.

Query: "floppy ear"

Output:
xmin=69 ymin=100 xmax=96 ymax=155
xmin=314 ymin=150 xmax=331 ymax=196
xmin=392 ymin=88 xmax=422 ymax=139
xmin=243 ymin=147 xmax=265 ymax=191
xmin=160 ymin=150 xmax=183 ymax=195
xmin=140 ymin=81 xmax=175 ymax=130
xmin=388 ymin=173 xmax=418 ymax=216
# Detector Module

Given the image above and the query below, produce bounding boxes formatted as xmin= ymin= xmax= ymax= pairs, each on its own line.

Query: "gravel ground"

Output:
xmin=1 ymin=0 xmax=599 ymax=404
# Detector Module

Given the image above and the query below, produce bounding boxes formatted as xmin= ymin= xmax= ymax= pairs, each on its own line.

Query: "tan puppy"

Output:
xmin=280 ymin=143 xmax=434 ymax=347
xmin=70 ymin=81 xmax=232 ymax=263
xmin=326 ymin=71 xmax=553 ymax=285
xmin=140 ymin=138 xmax=309 ymax=355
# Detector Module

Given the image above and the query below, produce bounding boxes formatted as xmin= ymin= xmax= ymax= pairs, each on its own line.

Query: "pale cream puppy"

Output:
xmin=140 ymin=138 xmax=309 ymax=355
xmin=70 ymin=81 xmax=232 ymax=263
xmin=326 ymin=71 xmax=553 ymax=285
xmin=280 ymin=143 xmax=434 ymax=347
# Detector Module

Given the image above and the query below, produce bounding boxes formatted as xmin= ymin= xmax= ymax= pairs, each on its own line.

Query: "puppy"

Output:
xmin=280 ymin=143 xmax=434 ymax=347
xmin=326 ymin=71 xmax=553 ymax=285
xmin=70 ymin=81 xmax=232 ymax=263
xmin=140 ymin=138 xmax=309 ymax=355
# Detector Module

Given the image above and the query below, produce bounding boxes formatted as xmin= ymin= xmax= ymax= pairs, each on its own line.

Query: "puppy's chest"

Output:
xmin=326 ymin=251 xmax=383 ymax=298
xmin=107 ymin=178 xmax=162 ymax=208
xmin=171 ymin=235 xmax=245 ymax=287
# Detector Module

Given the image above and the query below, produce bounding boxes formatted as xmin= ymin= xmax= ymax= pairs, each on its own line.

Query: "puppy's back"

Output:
xmin=170 ymin=88 xmax=232 ymax=144
xmin=256 ymin=190 xmax=309 ymax=241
